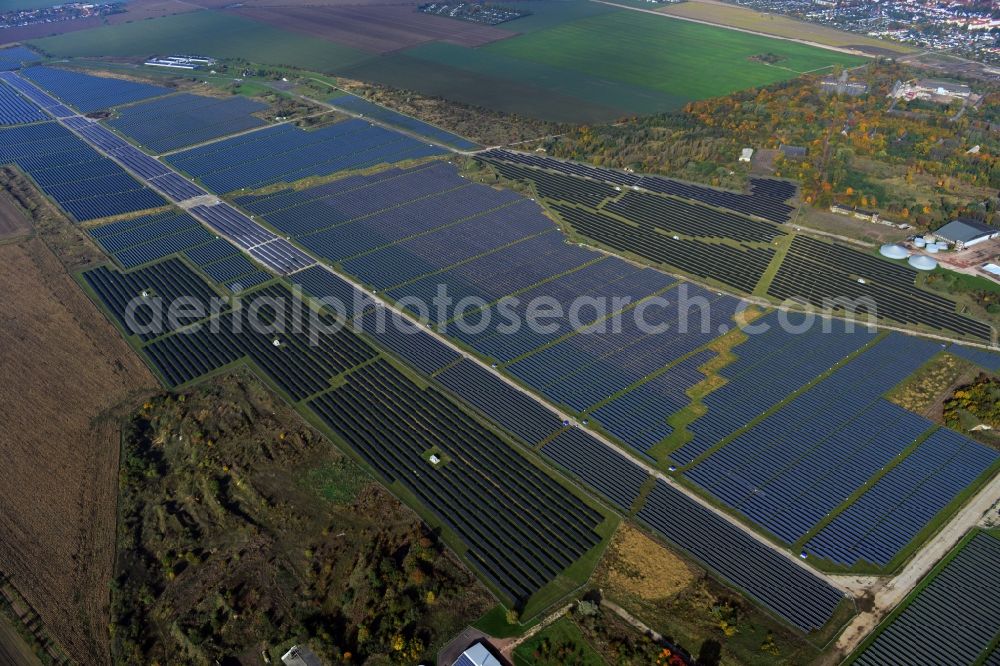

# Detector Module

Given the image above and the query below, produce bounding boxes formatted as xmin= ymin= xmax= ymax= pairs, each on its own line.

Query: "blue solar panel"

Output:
xmin=806 ymin=429 xmax=1000 ymax=567
xmin=107 ymin=92 xmax=267 ymax=152
xmin=0 ymin=80 xmax=47 ymax=125
xmin=639 ymin=480 xmax=844 ymax=631
xmin=671 ymin=314 xmax=879 ymax=465
xmin=21 ymin=66 xmax=169 ymax=113
xmin=948 ymin=344 xmax=1000 ymax=372
xmin=0 ymin=46 xmax=41 ymax=71
xmin=328 ymin=93 xmax=479 ymax=149
xmin=0 ymin=121 xmax=166 ymax=221
xmin=542 ymin=427 xmax=648 ymax=511
xmin=165 ymin=119 xmax=446 ymax=193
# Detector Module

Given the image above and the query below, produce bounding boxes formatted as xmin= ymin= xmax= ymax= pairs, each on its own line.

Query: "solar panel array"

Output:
xmin=672 ymin=314 xmax=879 ymax=465
xmin=805 ymin=429 xmax=999 ymax=567
xmin=0 ymin=80 xmax=47 ymax=125
xmin=83 ymin=258 xmax=223 ymax=341
xmin=166 ymin=119 xmax=445 ymax=193
xmin=552 ymin=203 xmax=775 ymax=293
xmin=0 ymin=121 xmax=166 ymax=221
xmin=591 ymin=349 xmax=713 ymax=456
xmin=189 ymin=203 xmax=315 ymax=275
xmin=388 ymin=231 xmax=597 ymax=325
xmin=88 ymin=210 xmax=219 ymax=269
xmin=450 ymin=258 xmax=672 ymax=363
xmin=541 ymin=427 xmax=649 ymax=511
xmin=107 ymin=93 xmax=268 ymax=152
xmin=329 ymin=93 xmax=479 ymax=150
xmin=506 ymin=286 xmax=738 ymax=412
xmin=436 ymin=359 xmax=564 ymax=446
xmin=684 ymin=333 xmax=944 ymax=543
xmin=357 ymin=307 xmax=460 ymax=375
xmin=308 ymin=358 xmax=604 ymax=606
xmin=483 ymin=158 xmax=623 ymax=208
xmin=852 ymin=531 xmax=1000 ymax=666
xmin=21 ymin=66 xmax=169 ymax=113
xmin=639 ymin=480 xmax=844 ymax=631
xmin=947 ymin=344 xmax=1000 ymax=372
xmin=770 ymin=235 xmax=993 ymax=341
xmin=291 ymin=265 xmax=373 ymax=318
xmin=0 ymin=46 xmax=41 ymax=71
xmin=604 ymin=190 xmax=784 ymax=243
xmin=479 ymin=149 xmax=796 ymax=223
xmin=237 ymin=161 xmax=468 ymax=238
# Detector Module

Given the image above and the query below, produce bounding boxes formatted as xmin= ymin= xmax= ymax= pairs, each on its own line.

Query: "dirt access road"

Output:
xmin=831 ymin=471 xmax=1000 ymax=657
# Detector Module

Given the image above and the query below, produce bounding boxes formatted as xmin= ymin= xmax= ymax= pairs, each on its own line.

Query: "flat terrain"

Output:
xmin=30 ymin=10 xmax=372 ymax=71
xmin=0 ymin=237 xmax=155 ymax=665
xmin=485 ymin=11 xmax=865 ymax=101
xmin=0 ymin=0 xmax=198 ymax=45
xmin=226 ymin=4 xmax=515 ymax=53
xmin=0 ymin=191 xmax=30 ymax=240
xmin=347 ymin=7 xmax=866 ymax=121
xmin=0 ymin=617 xmax=42 ymax=666
xmin=658 ymin=0 xmax=914 ymax=54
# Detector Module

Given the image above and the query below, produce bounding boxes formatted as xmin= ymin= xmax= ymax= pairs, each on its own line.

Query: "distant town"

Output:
xmin=0 ymin=2 xmax=123 ymax=31
xmin=724 ymin=0 xmax=1000 ymax=64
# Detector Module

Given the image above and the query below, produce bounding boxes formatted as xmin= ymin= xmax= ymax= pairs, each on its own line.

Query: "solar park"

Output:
xmin=327 ymin=92 xmax=480 ymax=150
xmin=165 ymin=120 xmax=446 ymax=192
xmin=3 ymin=59 xmax=999 ymax=641
xmin=106 ymin=92 xmax=268 ymax=153
xmin=849 ymin=530 xmax=1000 ymax=665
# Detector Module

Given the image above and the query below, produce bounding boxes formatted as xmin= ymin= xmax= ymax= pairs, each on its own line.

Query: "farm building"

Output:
xmin=738 ymin=148 xmax=753 ymax=162
xmin=890 ymin=78 xmax=973 ymax=103
xmin=779 ymin=144 xmax=807 ymax=159
xmin=281 ymin=645 xmax=323 ymax=666
xmin=453 ymin=641 xmax=504 ymax=666
xmin=933 ymin=218 xmax=1000 ymax=250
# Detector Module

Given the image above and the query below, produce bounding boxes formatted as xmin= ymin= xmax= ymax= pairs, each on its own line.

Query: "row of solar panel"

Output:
xmin=0 ymin=81 xmax=47 ymax=125
xmin=684 ymin=333 xmax=940 ymax=527
xmin=0 ymin=121 xmax=166 ymax=221
xmin=166 ymin=119 xmax=446 ymax=193
xmin=480 ymin=149 xmax=796 ymax=223
xmin=107 ymin=92 xmax=267 ymax=153
xmin=328 ymin=93 xmax=479 ymax=150
xmin=671 ymin=313 xmax=879 ymax=465
xmin=21 ymin=66 xmax=169 ymax=113
xmin=851 ymin=531 xmax=1000 ymax=666
xmin=805 ymin=429 xmax=999 ymax=567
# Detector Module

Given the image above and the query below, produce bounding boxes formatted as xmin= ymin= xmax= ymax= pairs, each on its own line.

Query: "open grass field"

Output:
xmin=0 ymin=237 xmax=156 ymax=665
xmin=659 ymin=0 xmax=915 ymax=55
xmin=485 ymin=11 xmax=866 ymax=102
xmin=338 ymin=53 xmax=624 ymax=123
xmin=344 ymin=6 xmax=863 ymax=122
xmin=514 ymin=616 xmax=606 ymax=666
xmin=30 ymin=10 xmax=372 ymax=71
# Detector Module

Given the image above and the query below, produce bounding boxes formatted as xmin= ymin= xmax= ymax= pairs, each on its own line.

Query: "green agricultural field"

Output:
xmin=486 ymin=10 xmax=866 ymax=102
xmin=402 ymin=42 xmax=685 ymax=117
xmin=337 ymin=53 xmax=625 ymax=124
xmin=29 ymin=11 xmax=372 ymax=71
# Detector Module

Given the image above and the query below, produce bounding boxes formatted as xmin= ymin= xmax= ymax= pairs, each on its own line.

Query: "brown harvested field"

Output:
xmin=225 ymin=4 xmax=515 ymax=53
xmin=0 ymin=192 xmax=31 ymax=241
xmin=0 ymin=237 xmax=156 ymax=665
xmin=106 ymin=0 xmax=202 ymax=25
xmin=0 ymin=16 xmax=104 ymax=45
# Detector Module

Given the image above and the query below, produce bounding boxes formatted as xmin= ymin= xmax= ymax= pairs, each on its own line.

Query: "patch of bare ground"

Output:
xmin=0 ymin=169 xmax=157 ymax=664
xmin=0 ymin=191 xmax=31 ymax=241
